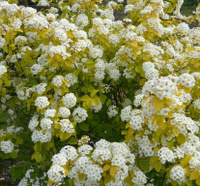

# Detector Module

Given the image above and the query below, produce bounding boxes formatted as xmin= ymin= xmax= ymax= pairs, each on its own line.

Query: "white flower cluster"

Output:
xmin=48 ymin=164 xmax=65 ymax=183
xmin=76 ymin=14 xmax=89 ymax=29
xmin=129 ymin=112 xmax=144 ymax=130
xmin=62 ymin=93 xmax=77 ymax=108
xmin=30 ymin=64 xmax=43 ymax=75
xmin=0 ymin=140 xmax=14 ymax=154
xmin=60 ymin=119 xmax=75 ymax=133
xmin=194 ymin=98 xmax=200 ymax=110
xmin=65 ymin=73 xmax=78 ymax=87
xmin=18 ymin=168 xmax=46 ymax=186
xmin=157 ymin=147 xmax=175 ymax=164
xmin=78 ymin=135 xmax=90 ymax=146
xmin=40 ymin=117 xmax=53 ymax=130
xmin=72 ymin=107 xmax=88 ymax=123
xmin=49 ymin=45 xmax=71 ymax=60
xmin=48 ymin=139 xmax=139 ymax=185
xmin=142 ymin=62 xmax=159 ymax=80
xmin=91 ymin=100 xmax=102 ymax=113
xmin=45 ymin=109 xmax=56 ymax=118
xmin=170 ymin=166 xmax=186 ymax=184
xmin=107 ymin=105 xmax=118 ymax=118
xmin=52 ymin=75 xmax=64 ymax=87
xmin=59 ymin=107 xmax=71 ymax=118
xmin=142 ymin=77 xmax=176 ymax=100
xmin=31 ymin=129 xmax=52 ymax=143
xmin=35 ymin=96 xmax=49 ymax=109
xmin=28 ymin=115 xmax=39 ymax=131
xmin=0 ymin=64 xmax=7 ymax=78
xmin=178 ymin=73 xmax=195 ymax=88
xmin=170 ymin=113 xmax=199 ymax=135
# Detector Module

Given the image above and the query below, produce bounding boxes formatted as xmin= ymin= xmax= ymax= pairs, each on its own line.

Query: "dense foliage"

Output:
xmin=0 ymin=0 xmax=200 ymax=185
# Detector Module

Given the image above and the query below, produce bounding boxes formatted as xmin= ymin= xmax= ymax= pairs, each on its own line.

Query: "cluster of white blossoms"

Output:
xmin=72 ymin=107 xmax=88 ymax=123
xmin=142 ymin=76 xmax=177 ymax=100
xmin=1 ymin=0 xmax=200 ymax=185
xmin=0 ymin=140 xmax=14 ymax=154
xmin=48 ymin=139 xmax=144 ymax=185
xmin=18 ymin=168 xmax=47 ymax=186
xmin=142 ymin=62 xmax=159 ymax=80
xmin=107 ymin=105 xmax=118 ymax=118
xmin=0 ymin=64 xmax=7 ymax=78
xmin=58 ymin=107 xmax=71 ymax=118
xmin=65 ymin=73 xmax=78 ymax=87
xmin=157 ymin=147 xmax=175 ymax=164
xmin=52 ymin=75 xmax=64 ymax=87
xmin=35 ymin=96 xmax=49 ymax=109
xmin=31 ymin=129 xmax=52 ymax=143
xmin=62 ymin=93 xmax=77 ymax=108
xmin=170 ymin=166 xmax=186 ymax=184
xmin=60 ymin=119 xmax=74 ymax=133
xmin=76 ymin=14 xmax=89 ymax=29
xmin=178 ymin=73 xmax=196 ymax=88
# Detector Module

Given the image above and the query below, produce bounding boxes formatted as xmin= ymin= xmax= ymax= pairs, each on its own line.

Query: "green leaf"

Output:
xmin=9 ymin=163 xmax=27 ymax=182
xmin=110 ymin=166 xmax=117 ymax=177
xmin=138 ymin=157 xmax=151 ymax=172
xmin=28 ymin=80 xmax=38 ymax=87
xmin=79 ymin=123 xmax=89 ymax=132
xmin=10 ymin=151 xmax=18 ymax=159
xmin=68 ymin=136 xmax=77 ymax=145
xmin=91 ymin=89 xmax=99 ymax=97
xmin=16 ymin=138 xmax=23 ymax=145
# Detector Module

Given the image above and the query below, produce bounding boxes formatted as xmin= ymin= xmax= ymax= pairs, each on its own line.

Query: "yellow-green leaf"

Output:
xmin=196 ymin=177 xmax=200 ymax=185
xmin=177 ymin=134 xmax=186 ymax=144
xmin=181 ymin=155 xmax=193 ymax=167
xmin=154 ymin=99 xmax=164 ymax=112
xmin=78 ymin=173 xmax=85 ymax=181
xmin=190 ymin=171 xmax=200 ymax=180
xmin=173 ymin=127 xmax=179 ymax=137
xmin=91 ymin=89 xmax=99 ymax=97
xmin=68 ymin=136 xmax=77 ymax=145
xmin=103 ymin=164 xmax=111 ymax=171
xmin=110 ymin=166 xmax=117 ymax=177
xmin=138 ymin=157 xmax=151 ymax=172
xmin=92 ymin=96 xmax=99 ymax=106
xmin=155 ymin=161 xmax=162 ymax=172
xmin=104 ymin=174 xmax=111 ymax=184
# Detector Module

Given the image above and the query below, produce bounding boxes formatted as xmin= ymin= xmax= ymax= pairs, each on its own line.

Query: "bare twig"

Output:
xmin=125 ymin=52 xmax=138 ymax=65
xmin=185 ymin=99 xmax=194 ymax=113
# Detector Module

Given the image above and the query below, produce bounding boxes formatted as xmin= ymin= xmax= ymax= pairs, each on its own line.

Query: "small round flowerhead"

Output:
xmin=0 ymin=65 xmax=7 ymax=78
xmin=35 ymin=96 xmax=49 ymax=109
xmin=72 ymin=107 xmax=88 ymax=123
xmin=62 ymin=93 xmax=77 ymax=108
xmin=170 ymin=165 xmax=186 ymax=184
xmin=52 ymin=75 xmax=64 ymax=87
xmin=59 ymin=107 xmax=71 ymax=118
xmin=0 ymin=140 xmax=14 ymax=154
xmin=40 ymin=118 xmax=53 ymax=130
xmin=60 ymin=119 xmax=74 ymax=133
xmin=45 ymin=109 xmax=56 ymax=118
xmin=47 ymin=164 xmax=65 ymax=183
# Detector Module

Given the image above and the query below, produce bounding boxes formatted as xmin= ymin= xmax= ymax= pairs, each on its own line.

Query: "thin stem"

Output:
xmin=125 ymin=52 xmax=138 ymax=65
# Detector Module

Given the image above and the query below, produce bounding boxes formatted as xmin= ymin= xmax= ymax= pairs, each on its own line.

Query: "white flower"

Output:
xmin=35 ymin=96 xmax=49 ymax=109
xmin=0 ymin=140 xmax=14 ymax=154
xmin=47 ymin=164 xmax=65 ymax=183
xmin=72 ymin=107 xmax=88 ymax=123
xmin=60 ymin=119 xmax=74 ymax=133
xmin=62 ymin=93 xmax=77 ymax=108
xmin=0 ymin=65 xmax=7 ymax=77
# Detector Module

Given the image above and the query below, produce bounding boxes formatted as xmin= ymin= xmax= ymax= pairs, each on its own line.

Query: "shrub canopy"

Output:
xmin=0 ymin=0 xmax=200 ymax=185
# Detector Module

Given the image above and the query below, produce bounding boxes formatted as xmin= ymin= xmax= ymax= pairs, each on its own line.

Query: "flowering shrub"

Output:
xmin=0 ymin=0 xmax=200 ymax=185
